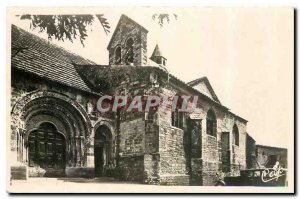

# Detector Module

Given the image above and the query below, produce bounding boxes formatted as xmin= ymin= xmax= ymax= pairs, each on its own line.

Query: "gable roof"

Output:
xmin=11 ymin=25 xmax=97 ymax=93
xmin=107 ymin=14 xmax=148 ymax=50
xmin=187 ymin=77 xmax=221 ymax=103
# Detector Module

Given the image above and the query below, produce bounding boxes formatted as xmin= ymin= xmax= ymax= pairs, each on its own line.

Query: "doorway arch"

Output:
xmin=11 ymin=90 xmax=92 ymax=177
xmin=94 ymin=125 xmax=113 ymax=177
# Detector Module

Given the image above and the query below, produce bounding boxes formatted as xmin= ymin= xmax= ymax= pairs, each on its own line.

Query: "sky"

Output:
xmin=8 ymin=7 xmax=294 ymax=148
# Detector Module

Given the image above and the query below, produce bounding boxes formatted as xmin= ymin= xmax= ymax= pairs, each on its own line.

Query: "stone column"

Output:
xmin=80 ymin=136 xmax=85 ymax=167
xmin=86 ymin=137 xmax=94 ymax=167
xmin=72 ymin=138 xmax=76 ymax=166
xmin=10 ymin=128 xmax=27 ymax=180
xmin=75 ymin=136 xmax=81 ymax=166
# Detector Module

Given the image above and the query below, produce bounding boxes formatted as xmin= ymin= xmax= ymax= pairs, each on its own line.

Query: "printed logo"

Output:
xmin=261 ymin=162 xmax=286 ymax=183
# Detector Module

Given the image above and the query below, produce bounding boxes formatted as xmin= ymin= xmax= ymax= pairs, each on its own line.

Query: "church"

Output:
xmin=10 ymin=14 xmax=248 ymax=186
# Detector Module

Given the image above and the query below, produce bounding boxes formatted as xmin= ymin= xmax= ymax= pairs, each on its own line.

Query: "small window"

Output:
xmin=156 ymin=58 xmax=162 ymax=64
xmin=124 ymin=38 xmax=134 ymax=64
xmin=232 ymin=124 xmax=239 ymax=146
xmin=206 ymin=109 xmax=217 ymax=137
xmin=171 ymin=109 xmax=185 ymax=129
xmin=115 ymin=46 xmax=122 ymax=64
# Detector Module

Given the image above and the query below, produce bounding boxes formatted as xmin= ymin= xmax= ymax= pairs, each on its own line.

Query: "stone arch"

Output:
xmin=10 ymin=90 xmax=92 ymax=167
xmin=11 ymin=90 xmax=92 ymax=132
xmin=124 ymin=37 xmax=135 ymax=65
xmin=93 ymin=121 xmax=116 ymax=176
xmin=93 ymin=119 xmax=115 ymax=140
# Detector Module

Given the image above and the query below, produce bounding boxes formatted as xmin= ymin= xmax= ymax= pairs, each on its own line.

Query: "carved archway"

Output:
xmin=11 ymin=90 xmax=92 ymax=169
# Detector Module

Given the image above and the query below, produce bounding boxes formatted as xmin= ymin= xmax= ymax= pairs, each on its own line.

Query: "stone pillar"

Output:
xmin=72 ymin=137 xmax=76 ymax=167
xmin=86 ymin=137 xmax=94 ymax=167
xmin=80 ymin=136 xmax=85 ymax=166
xmin=10 ymin=129 xmax=28 ymax=180
xmin=75 ymin=136 xmax=81 ymax=166
xmin=22 ymin=134 xmax=26 ymax=163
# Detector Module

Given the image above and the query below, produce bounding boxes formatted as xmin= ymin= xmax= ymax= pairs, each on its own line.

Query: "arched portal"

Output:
xmin=94 ymin=125 xmax=112 ymax=177
xmin=11 ymin=91 xmax=92 ymax=177
xmin=28 ymin=122 xmax=66 ymax=177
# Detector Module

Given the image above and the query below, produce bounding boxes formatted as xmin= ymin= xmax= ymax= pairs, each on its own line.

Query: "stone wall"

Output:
xmin=119 ymin=118 xmax=145 ymax=156
xmin=156 ymin=75 xmax=248 ymax=185
xmin=118 ymin=156 xmax=144 ymax=181
xmin=143 ymin=112 xmax=160 ymax=184
xmin=117 ymin=116 xmax=146 ymax=181
xmin=156 ymin=87 xmax=189 ymax=185
xmin=201 ymin=102 xmax=247 ymax=184
xmin=246 ymin=133 xmax=257 ymax=169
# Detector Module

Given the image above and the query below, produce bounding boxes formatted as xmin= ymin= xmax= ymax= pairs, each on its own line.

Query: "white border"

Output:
xmin=1 ymin=0 xmax=298 ymax=198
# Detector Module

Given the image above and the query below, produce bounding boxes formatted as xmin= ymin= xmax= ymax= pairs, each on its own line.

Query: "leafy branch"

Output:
xmin=152 ymin=14 xmax=178 ymax=27
xmin=19 ymin=14 xmax=178 ymax=46
xmin=20 ymin=14 xmax=111 ymax=46
xmin=96 ymin=14 xmax=110 ymax=35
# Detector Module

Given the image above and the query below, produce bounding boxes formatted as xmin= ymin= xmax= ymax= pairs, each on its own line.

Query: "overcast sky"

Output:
xmin=9 ymin=7 xmax=294 ymax=148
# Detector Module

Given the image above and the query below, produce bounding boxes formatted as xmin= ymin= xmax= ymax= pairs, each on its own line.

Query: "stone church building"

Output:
xmin=10 ymin=15 xmax=248 ymax=185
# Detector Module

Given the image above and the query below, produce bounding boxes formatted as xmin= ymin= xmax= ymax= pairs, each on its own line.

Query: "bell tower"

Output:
xmin=107 ymin=15 xmax=148 ymax=66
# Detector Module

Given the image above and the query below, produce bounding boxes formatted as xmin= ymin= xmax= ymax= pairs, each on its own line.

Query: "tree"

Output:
xmin=19 ymin=14 xmax=177 ymax=46
xmin=19 ymin=14 xmax=109 ymax=46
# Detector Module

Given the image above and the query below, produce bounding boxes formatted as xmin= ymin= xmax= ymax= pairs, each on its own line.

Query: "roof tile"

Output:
xmin=11 ymin=25 xmax=97 ymax=92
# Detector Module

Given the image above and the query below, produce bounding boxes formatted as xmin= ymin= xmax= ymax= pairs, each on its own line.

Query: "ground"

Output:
xmin=8 ymin=178 xmax=291 ymax=193
xmin=9 ymin=177 xmax=199 ymax=193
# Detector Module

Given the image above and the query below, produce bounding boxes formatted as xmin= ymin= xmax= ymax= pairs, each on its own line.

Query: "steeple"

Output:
xmin=150 ymin=44 xmax=167 ymax=67
xmin=107 ymin=15 xmax=148 ymax=66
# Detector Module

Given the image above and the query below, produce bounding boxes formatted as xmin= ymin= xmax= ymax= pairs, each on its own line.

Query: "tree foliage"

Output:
xmin=20 ymin=14 xmax=110 ymax=46
xmin=152 ymin=14 xmax=178 ymax=27
xmin=20 ymin=14 xmax=177 ymax=46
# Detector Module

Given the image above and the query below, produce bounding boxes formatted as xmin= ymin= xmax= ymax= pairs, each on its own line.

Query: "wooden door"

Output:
xmin=28 ymin=123 xmax=66 ymax=177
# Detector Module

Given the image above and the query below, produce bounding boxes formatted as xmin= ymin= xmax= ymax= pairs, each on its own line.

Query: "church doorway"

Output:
xmin=28 ymin=122 xmax=66 ymax=177
xmin=94 ymin=125 xmax=112 ymax=177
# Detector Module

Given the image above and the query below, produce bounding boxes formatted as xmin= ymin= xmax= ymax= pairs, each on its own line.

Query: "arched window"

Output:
xmin=232 ymin=124 xmax=239 ymax=146
xmin=206 ymin=109 xmax=216 ymax=137
xmin=115 ymin=46 xmax=122 ymax=65
xmin=124 ymin=38 xmax=134 ymax=65
xmin=171 ymin=95 xmax=186 ymax=129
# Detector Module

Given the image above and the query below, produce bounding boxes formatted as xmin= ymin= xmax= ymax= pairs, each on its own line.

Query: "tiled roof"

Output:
xmin=11 ymin=25 xmax=97 ymax=93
